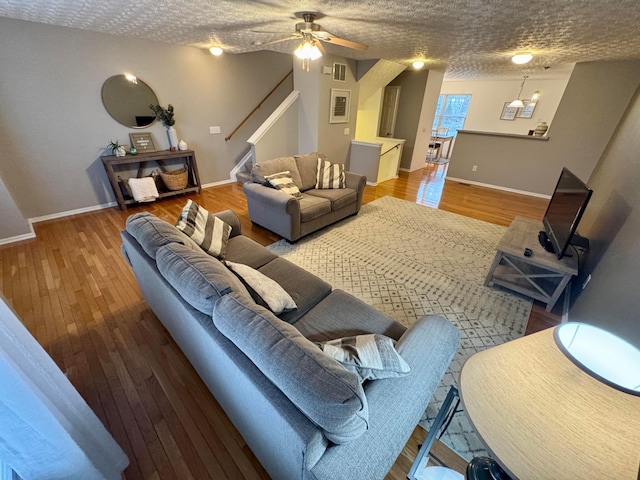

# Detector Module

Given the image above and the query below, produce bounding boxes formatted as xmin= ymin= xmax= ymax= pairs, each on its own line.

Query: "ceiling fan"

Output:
xmin=254 ymin=13 xmax=368 ymax=69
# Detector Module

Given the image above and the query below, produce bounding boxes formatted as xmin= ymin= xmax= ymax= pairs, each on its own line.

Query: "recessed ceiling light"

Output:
xmin=209 ymin=46 xmax=223 ymax=56
xmin=412 ymin=61 xmax=425 ymax=70
xmin=511 ymin=53 xmax=533 ymax=65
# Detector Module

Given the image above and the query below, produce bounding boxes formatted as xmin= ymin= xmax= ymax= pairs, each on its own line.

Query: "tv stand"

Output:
xmin=485 ymin=217 xmax=578 ymax=312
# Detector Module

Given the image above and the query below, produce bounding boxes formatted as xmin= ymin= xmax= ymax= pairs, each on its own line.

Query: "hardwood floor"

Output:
xmin=0 ymin=163 xmax=560 ymax=479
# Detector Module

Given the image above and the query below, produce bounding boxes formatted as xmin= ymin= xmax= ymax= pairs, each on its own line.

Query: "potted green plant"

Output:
xmin=150 ymin=103 xmax=178 ymax=151
xmin=108 ymin=140 xmax=127 ymax=157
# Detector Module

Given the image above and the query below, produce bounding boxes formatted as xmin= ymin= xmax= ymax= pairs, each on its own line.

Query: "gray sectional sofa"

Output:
xmin=243 ymin=153 xmax=366 ymax=241
xmin=121 ymin=208 xmax=460 ymax=480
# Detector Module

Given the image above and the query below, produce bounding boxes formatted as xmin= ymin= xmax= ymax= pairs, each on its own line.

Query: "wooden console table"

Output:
xmin=102 ymin=149 xmax=201 ymax=211
xmin=485 ymin=216 xmax=578 ymax=312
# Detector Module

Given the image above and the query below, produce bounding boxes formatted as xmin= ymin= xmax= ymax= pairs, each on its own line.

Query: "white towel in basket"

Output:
xmin=128 ymin=177 xmax=159 ymax=202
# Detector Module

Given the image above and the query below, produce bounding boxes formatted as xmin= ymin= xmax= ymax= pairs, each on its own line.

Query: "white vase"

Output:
xmin=167 ymin=126 xmax=178 ymax=150
xmin=178 ymin=140 xmax=188 ymax=151
xmin=115 ymin=146 xmax=126 ymax=157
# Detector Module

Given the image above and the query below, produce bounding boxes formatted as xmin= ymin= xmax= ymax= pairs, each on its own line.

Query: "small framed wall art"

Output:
xmin=516 ymin=100 xmax=537 ymax=119
xmin=129 ymin=132 xmax=156 ymax=152
xmin=500 ymin=103 xmax=518 ymax=121
xmin=330 ymin=88 xmax=351 ymax=123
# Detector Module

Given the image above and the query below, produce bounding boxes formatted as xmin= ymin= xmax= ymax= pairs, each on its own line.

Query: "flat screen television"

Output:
xmin=539 ymin=167 xmax=593 ymax=259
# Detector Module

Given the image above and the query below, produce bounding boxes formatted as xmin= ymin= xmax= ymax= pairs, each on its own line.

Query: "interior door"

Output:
xmin=378 ymin=86 xmax=401 ymax=137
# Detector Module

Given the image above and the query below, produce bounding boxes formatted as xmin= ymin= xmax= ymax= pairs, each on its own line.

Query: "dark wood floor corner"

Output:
xmin=0 ymin=162 xmax=559 ymax=479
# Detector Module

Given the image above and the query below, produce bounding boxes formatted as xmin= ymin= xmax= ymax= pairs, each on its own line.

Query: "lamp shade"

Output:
xmin=508 ymin=99 xmax=524 ymax=108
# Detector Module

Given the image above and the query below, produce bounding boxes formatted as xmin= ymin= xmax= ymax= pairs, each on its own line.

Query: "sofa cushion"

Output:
xmin=252 ymin=156 xmax=303 ymax=190
xmin=305 ymin=187 xmax=357 ymax=211
xmin=224 ymin=235 xmax=278 ymax=269
xmin=316 ymin=158 xmax=345 ymax=189
xmin=225 ymin=261 xmax=297 ymax=314
xmin=318 ymin=334 xmax=411 ymax=382
xmin=257 ymin=257 xmax=332 ymax=324
xmin=213 ymin=293 xmax=369 ymax=444
xmin=125 ymin=212 xmax=200 ymax=259
xmin=156 ymin=243 xmax=251 ymax=314
xmin=294 ymin=289 xmax=407 ymax=343
xmin=298 ymin=194 xmax=332 ymax=222
xmin=264 ymin=171 xmax=303 ymax=198
xmin=295 ymin=152 xmax=326 ymax=191
xmin=176 ymin=200 xmax=232 ymax=259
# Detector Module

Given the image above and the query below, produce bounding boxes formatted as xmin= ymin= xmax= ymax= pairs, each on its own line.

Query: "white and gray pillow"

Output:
xmin=318 ymin=334 xmax=411 ymax=382
xmin=225 ymin=261 xmax=297 ymax=314
xmin=175 ymin=200 xmax=231 ymax=259
xmin=264 ymin=170 xmax=303 ymax=198
xmin=315 ymin=158 xmax=345 ymax=189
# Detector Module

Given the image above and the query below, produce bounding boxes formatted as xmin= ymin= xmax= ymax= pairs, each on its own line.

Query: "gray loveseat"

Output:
xmin=243 ymin=153 xmax=366 ymax=241
xmin=121 ymin=208 xmax=460 ymax=480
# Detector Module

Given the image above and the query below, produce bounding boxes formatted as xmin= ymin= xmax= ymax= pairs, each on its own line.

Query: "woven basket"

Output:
xmin=160 ymin=168 xmax=188 ymax=191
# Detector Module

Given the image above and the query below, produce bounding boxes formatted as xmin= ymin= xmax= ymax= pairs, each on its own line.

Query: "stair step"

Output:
xmin=236 ymin=171 xmax=252 ymax=184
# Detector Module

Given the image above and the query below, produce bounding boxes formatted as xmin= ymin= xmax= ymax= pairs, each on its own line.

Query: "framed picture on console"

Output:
xmin=129 ymin=132 xmax=156 ymax=152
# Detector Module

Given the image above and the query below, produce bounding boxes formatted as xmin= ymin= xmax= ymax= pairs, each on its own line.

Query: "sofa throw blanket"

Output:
xmin=128 ymin=177 xmax=159 ymax=202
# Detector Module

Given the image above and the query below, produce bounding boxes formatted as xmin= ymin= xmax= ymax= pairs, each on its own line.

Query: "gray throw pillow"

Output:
xmin=176 ymin=200 xmax=231 ymax=259
xmin=318 ymin=334 xmax=411 ymax=382
xmin=156 ymin=243 xmax=251 ymax=314
xmin=213 ymin=293 xmax=369 ymax=444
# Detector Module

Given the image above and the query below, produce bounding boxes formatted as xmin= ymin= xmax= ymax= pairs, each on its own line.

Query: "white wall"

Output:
xmin=355 ymin=87 xmax=383 ymax=141
xmin=441 ymin=72 xmax=573 ymax=136
xmin=0 ymin=17 xmax=293 ymax=224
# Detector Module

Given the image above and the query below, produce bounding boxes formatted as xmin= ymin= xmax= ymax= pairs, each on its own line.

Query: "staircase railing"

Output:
xmin=225 ymin=70 xmax=293 ymax=141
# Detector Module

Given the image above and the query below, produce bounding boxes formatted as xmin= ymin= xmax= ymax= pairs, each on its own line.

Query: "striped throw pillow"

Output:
xmin=175 ymin=200 xmax=231 ymax=259
xmin=265 ymin=171 xmax=303 ymax=198
xmin=315 ymin=158 xmax=345 ymax=189
xmin=318 ymin=334 xmax=411 ymax=382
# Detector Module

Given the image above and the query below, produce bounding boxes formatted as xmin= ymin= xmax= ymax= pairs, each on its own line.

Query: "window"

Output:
xmin=432 ymin=94 xmax=471 ymax=136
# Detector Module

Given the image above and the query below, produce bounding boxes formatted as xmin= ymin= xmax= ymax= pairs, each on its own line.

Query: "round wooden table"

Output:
xmin=459 ymin=327 xmax=640 ymax=479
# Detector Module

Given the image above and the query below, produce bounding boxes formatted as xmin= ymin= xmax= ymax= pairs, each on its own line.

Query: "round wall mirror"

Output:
xmin=101 ymin=75 xmax=159 ymax=128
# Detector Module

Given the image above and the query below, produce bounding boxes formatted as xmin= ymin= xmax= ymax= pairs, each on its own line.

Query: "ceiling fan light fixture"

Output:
xmin=294 ymin=40 xmax=322 ymax=60
xmin=511 ymin=53 xmax=533 ymax=65
xmin=209 ymin=46 xmax=223 ymax=56
xmin=412 ymin=61 xmax=425 ymax=70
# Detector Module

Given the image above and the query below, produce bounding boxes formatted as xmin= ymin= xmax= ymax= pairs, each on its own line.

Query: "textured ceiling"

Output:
xmin=2 ymin=0 xmax=640 ymax=79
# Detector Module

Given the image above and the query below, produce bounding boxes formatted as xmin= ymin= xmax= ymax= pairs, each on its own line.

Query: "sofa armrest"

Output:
xmin=345 ymin=171 xmax=366 ymax=212
xmin=243 ymin=182 xmax=300 ymax=215
xmin=309 ymin=315 xmax=460 ymax=480
xmin=211 ymin=209 xmax=242 ymax=237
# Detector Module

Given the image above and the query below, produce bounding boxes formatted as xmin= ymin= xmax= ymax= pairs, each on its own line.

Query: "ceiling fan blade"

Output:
xmin=317 ymin=32 xmax=368 ymax=51
xmin=255 ymin=35 xmax=299 ymax=47
xmin=315 ymin=40 xmax=326 ymax=56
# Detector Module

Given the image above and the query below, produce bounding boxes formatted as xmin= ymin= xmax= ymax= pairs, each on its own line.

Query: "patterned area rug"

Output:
xmin=267 ymin=196 xmax=531 ymax=461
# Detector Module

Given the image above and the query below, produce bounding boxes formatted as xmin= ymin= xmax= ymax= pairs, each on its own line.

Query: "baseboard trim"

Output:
xmin=0 ymin=231 xmax=36 ymax=246
xmin=446 ymin=177 xmax=551 ymax=199
xmin=202 ymin=179 xmax=235 ymax=188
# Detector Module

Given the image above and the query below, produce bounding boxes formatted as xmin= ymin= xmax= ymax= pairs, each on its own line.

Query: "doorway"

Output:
xmin=378 ymin=86 xmax=401 ymax=137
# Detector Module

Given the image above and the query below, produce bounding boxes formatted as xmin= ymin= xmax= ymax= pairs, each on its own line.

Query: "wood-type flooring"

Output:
xmin=0 ymin=162 xmax=560 ymax=479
